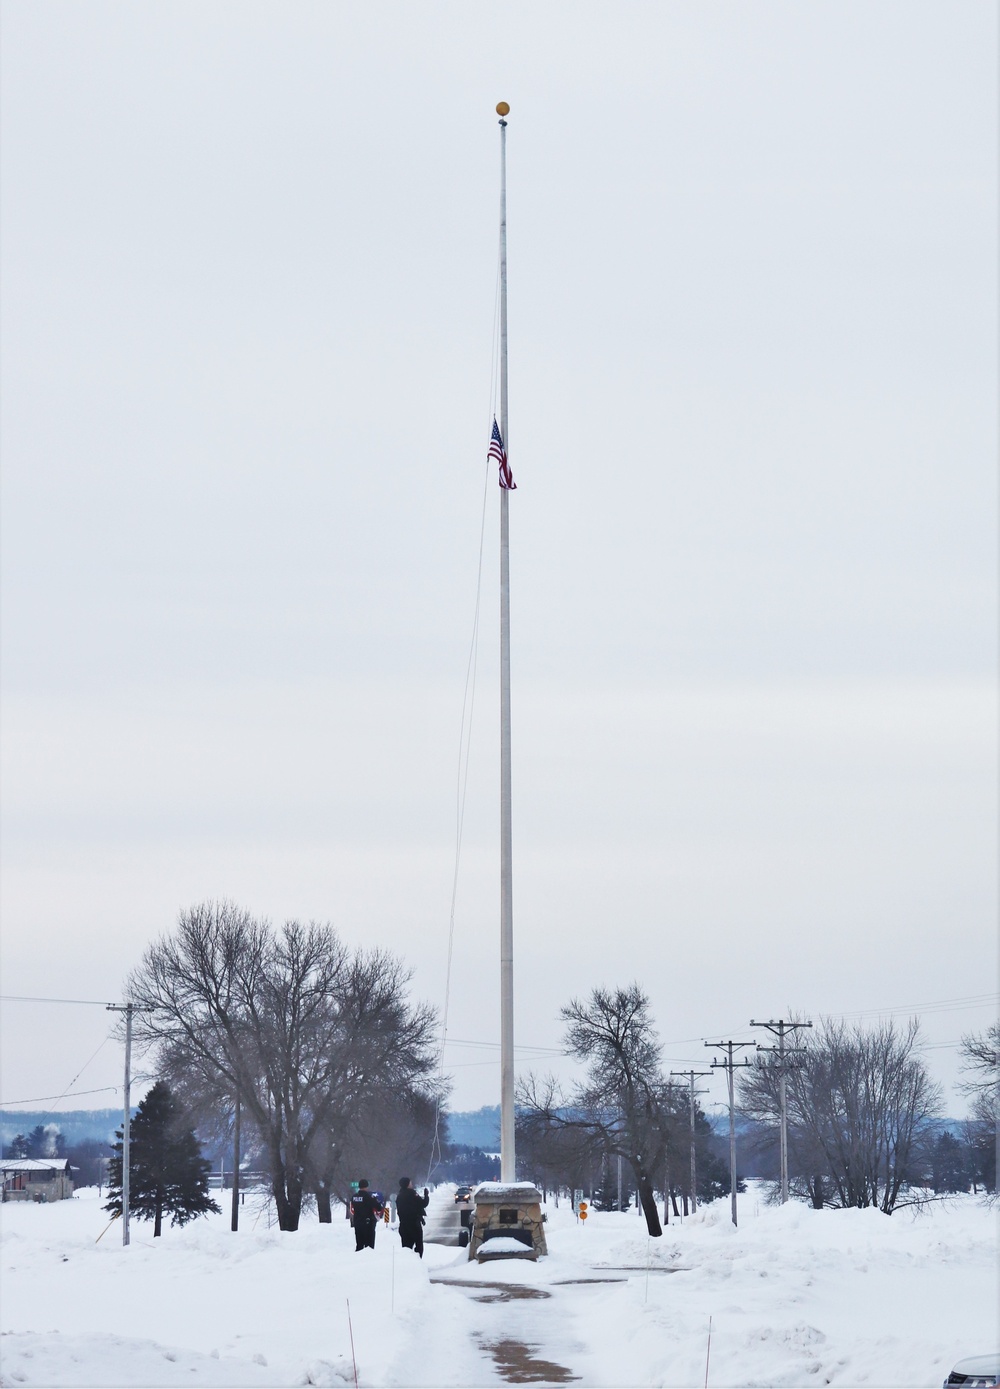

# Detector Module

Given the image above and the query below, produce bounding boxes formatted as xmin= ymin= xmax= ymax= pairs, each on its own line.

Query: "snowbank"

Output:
xmin=0 ymin=1187 xmax=444 ymax=1387
xmin=1 ymin=1184 xmax=996 ymax=1386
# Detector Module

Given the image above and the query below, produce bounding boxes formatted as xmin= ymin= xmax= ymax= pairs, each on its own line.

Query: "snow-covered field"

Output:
xmin=1 ymin=1185 xmax=996 ymax=1387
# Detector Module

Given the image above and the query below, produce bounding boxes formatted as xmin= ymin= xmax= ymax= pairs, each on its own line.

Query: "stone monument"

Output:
xmin=469 ymin=1181 xmax=547 ymax=1261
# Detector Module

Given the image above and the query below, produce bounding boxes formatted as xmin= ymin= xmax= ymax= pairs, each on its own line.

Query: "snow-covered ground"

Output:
xmin=1 ymin=1185 xmax=996 ymax=1387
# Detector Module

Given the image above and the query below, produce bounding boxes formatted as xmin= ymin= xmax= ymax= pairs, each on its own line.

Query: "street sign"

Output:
xmin=579 ymin=1201 xmax=588 ymax=1222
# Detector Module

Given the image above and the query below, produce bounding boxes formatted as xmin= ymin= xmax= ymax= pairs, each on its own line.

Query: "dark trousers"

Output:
xmin=399 ymin=1221 xmax=424 ymax=1257
xmin=354 ymin=1220 xmax=376 ymax=1251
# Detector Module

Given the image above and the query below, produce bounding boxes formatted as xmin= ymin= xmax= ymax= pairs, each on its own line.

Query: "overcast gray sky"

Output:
xmin=1 ymin=1 xmax=996 ymax=1119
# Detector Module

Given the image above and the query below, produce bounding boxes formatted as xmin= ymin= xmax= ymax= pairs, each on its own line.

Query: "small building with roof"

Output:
xmin=1 ymin=1158 xmax=74 ymax=1202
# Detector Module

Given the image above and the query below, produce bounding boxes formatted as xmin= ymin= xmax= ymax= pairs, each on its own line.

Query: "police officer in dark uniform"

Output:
xmin=350 ymin=1179 xmax=383 ymax=1251
xmin=395 ymin=1177 xmax=430 ymax=1257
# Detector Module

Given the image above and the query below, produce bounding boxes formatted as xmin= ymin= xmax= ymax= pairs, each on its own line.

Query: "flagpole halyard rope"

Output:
xmin=425 ymin=216 xmax=504 ymax=1185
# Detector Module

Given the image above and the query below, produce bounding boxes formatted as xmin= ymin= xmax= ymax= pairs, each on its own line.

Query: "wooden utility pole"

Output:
xmin=750 ymin=1018 xmax=812 ymax=1203
xmin=706 ymin=1040 xmax=755 ymax=1226
xmin=230 ymin=1096 xmax=241 ymax=1231
xmin=106 ymin=1002 xmax=135 ymax=1247
xmin=671 ymin=1069 xmax=711 ymax=1212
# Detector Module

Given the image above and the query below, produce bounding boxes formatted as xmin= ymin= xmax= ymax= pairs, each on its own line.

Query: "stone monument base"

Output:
xmin=469 ymin=1182 xmax=547 ymax=1261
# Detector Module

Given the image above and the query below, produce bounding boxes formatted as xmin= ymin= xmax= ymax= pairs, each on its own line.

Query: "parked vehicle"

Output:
xmin=943 ymin=1354 xmax=1000 ymax=1387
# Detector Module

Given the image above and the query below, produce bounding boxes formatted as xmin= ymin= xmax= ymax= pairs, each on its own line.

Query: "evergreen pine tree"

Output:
xmin=26 ymin=1125 xmax=48 ymax=1158
xmin=931 ymin=1131 xmax=968 ymax=1194
xmin=105 ymin=1081 xmax=219 ymax=1236
xmin=592 ymin=1158 xmax=632 ymax=1211
xmin=695 ymin=1111 xmax=747 ymax=1201
xmin=24 ymin=1124 xmax=65 ymax=1158
xmin=592 ymin=1173 xmax=617 ymax=1211
xmin=966 ymin=1125 xmax=996 ymax=1194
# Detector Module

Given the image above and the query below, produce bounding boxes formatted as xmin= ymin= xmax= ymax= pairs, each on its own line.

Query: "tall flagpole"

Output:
xmin=497 ymin=101 xmax=515 ymax=1183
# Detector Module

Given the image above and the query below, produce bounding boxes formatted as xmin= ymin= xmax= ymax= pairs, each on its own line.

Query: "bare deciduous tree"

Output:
xmin=322 ymin=1086 xmax=439 ymax=1215
xmin=518 ymin=984 xmax=683 ymax=1236
xmin=740 ymin=1017 xmax=940 ymax=1213
xmin=128 ymin=901 xmax=440 ymax=1231
xmin=958 ymin=1022 xmax=999 ymax=1107
xmin=957 ymin=1021 xmax=998 ymax=1197
xmin=516 ymin=1101 xmax=602 ymax=1202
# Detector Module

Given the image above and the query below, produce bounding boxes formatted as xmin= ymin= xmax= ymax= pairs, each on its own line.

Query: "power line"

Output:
xmin=831 ymin=994 xmax=997 ymax=1019
xmin=444 ymin=1037 xmax=565 ymax=1053
xmin=658 ymin=993 xmax=997 ymax=1054
xmin=0 ymin=1086 xmax=118 ymax=1106
xmin=1 ymin=994 xmax=117 ymax=1006
xmin=447 ymin=1053 xmax=566 ymax=1069
xmin=50 ymin=1035 xmax=114 ymax=1105
xmin=0 ymin=1030 xmax=115 ymax=1110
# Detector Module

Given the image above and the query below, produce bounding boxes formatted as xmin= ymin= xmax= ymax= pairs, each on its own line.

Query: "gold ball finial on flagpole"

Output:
xmin=496 ymin=101 xmax=510 ymax=117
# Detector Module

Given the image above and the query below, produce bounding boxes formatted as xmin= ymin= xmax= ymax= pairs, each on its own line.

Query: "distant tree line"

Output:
xmin=5 ymin=1125 xmax=66 ymax=1160
xmin=739 ymin=1017 xmax=996 ymax=1209
xmin=515 ymin=984 xmax=996 ymax=1230
xmin=432 ymin=1146 xmax=501 ymax=1184
xmin=20 ymin=915 xmax=992 ymax=1242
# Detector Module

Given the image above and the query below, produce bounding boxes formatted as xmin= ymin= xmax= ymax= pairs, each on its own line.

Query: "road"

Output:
xmin=423 ymin=1185 xmax=470 ymax=1248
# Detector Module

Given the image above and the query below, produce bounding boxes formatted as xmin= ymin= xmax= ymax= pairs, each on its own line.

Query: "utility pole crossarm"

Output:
xmin=705 ymin=1041 xmax=756 ymax=1063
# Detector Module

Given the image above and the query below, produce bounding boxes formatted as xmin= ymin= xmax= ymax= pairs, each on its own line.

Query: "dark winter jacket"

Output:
xmin=350 ymin=1190 xmax=383 ymax=1226
xmin=396 ymin=1186 xmax=429 ymax=1228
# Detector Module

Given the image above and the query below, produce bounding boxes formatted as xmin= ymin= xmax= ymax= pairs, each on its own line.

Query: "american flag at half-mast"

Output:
xmin=488 ymin=418 xmax=516 ymax=490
